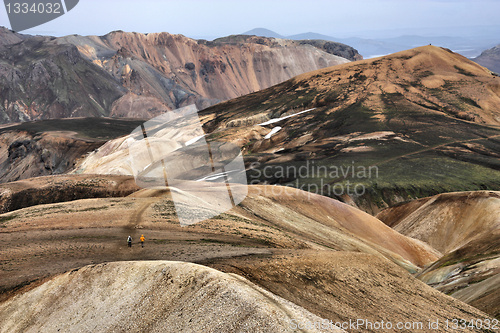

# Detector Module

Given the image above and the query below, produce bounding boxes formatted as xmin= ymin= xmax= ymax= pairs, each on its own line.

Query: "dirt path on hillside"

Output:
xmin=126 ymin=198 xmax=161 ymax=229
xmin=0 ymin=196 xmax=277 ymax=302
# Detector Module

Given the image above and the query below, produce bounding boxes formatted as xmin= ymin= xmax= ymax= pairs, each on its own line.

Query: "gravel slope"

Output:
xmin=0 ymin=261 xmax=345 ymax=333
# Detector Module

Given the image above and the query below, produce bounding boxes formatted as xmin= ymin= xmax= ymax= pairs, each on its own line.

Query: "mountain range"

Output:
xmin=0 ymin=27 xmax=358 ymax=124
xmin=2 ymin=43 xmax=499 ymax=213
xmin=378 ymin=191 xmax=500 ymax=318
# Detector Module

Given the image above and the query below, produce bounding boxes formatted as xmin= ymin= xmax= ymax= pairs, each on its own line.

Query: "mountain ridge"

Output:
xmin=0 ymin=27 xmax=352 ymax=124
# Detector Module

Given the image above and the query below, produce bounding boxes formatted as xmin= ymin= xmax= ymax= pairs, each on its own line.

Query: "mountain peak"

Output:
xmin=0 ymin=26 xmax=25 ymax=47
xmin=297 ymin=45 xmax=494 ymax=91
xmin=241 ymin=28 xmax=283 ymax=38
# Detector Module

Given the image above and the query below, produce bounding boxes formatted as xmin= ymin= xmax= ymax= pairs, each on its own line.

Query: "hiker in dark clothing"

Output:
xmin=127 ymin=235 xmax=132 ymax=247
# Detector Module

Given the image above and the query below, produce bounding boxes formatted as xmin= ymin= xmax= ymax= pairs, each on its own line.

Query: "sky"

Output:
xmin=1 ymin=0 xmax=500 ymax=39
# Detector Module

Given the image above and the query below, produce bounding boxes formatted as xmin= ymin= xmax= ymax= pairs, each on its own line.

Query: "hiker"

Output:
xmin=140 ymin=234 xmax=145 ymax=248
xmin=127 ymin=235 xmax=132 ymax=247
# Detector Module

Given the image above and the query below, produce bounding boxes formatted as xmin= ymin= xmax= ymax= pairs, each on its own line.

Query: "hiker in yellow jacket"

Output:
xmin=140 ymin=234 xmax=145 ymax=248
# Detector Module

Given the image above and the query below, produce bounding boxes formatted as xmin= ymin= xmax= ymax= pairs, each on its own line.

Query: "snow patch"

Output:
xmin=185 ymin=134 xmax=205 ymax=146
xmin=196 ymin=170 xmax=238 ymax=182
xmin=264 ymin=126 xmax=282 ymax=139
xmin=258 ymin=108 xmax=316 ymax=126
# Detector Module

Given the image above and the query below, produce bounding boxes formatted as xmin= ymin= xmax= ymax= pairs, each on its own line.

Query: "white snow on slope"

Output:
xmin=258 ymin=108 xmax=316 ymax=126
xmin=264 ymin=126 xmax=282 ymax=139
xmin=185 ymin=134 xmax=205 ymax=146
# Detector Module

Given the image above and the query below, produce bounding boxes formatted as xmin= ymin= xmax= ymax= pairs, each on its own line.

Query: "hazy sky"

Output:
xmin=1 ymin=0 xmax=500 ymax=39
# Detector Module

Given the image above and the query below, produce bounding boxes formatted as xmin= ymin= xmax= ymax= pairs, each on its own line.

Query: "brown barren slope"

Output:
xmin=0 ymin=181 xmax=496 ymax=329
xmin=0 ymin=182 xmax=438 ymax=297
xmin=209 ymin=250 xmax=493 ymax=333
xmin=0 ymin=117 xmax=145 ymax=183
xmin=238 ymin=185 xmax=440 ymax=269
xmin=378 ymin=191 xmax=500 ymax=318
xmin=0 ymin=261 xmax=345 ymax=333
xmin=0 ymin=131 xmax=103 ymax=183
xmin=380 ymin=191 xmax=500 ymax=253
xmin=1 ymin=256 xmax=495 ymax=333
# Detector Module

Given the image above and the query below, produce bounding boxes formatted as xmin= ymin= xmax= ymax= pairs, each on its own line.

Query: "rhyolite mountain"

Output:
xmin=0 ymin=27 xmax=26 ymax=47
xmin=0 ymin=26 xmax=356 ymax=124
xmin=0 ymin=28 xmax=126 ymax=124
xmin=2 ymin=27 xmax=500 ymax=329
xmin=0 ymin=179 xmax=496 ymax=326
xmin=197 ymin=45 xmax=500 ymax=213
